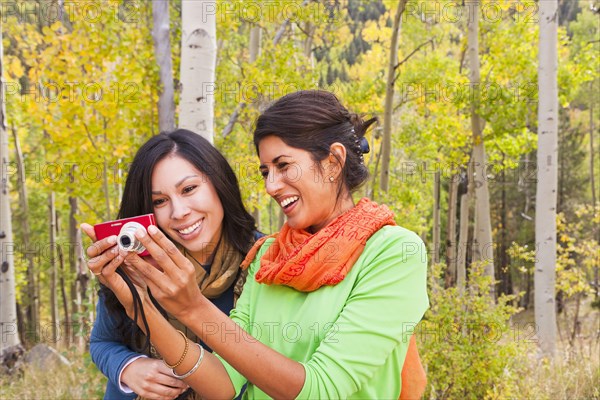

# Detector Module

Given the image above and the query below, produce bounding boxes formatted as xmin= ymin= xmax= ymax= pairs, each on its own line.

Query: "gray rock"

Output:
xmin=22 ymin=344 xmax=71 ymax=370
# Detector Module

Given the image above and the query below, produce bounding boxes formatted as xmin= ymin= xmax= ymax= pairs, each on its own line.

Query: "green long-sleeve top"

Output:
xmin=218 ymin=225 xmax=429 ymax=399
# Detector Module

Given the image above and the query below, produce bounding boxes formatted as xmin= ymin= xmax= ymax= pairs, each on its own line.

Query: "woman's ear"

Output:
xmin=323 ymin=142 xmax=347 ymax=180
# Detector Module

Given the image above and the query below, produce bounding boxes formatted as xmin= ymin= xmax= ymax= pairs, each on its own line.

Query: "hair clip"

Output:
xmin=359 ymin=137 xmax=370 ymax=154
xmin=350 ymin=127 xmax=369 ymax=165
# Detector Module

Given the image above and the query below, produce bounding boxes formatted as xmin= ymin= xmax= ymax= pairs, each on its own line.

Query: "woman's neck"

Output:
xmin=307 ymin=196 xmax=355 ymax=234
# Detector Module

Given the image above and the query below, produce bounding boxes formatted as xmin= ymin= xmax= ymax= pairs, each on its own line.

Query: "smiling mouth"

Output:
xmin=280 ymin=196 xmax=299 ymax=209
xmin=177 ymin=220 xmax=202 ymax=235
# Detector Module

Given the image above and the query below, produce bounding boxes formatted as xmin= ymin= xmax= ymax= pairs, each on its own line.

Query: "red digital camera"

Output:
xmin=93 ymin=214 xmax=156 ymax=257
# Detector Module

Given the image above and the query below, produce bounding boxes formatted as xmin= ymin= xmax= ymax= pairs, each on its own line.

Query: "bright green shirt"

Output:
xmin=219 ymin=225 xmax=429 ymax=399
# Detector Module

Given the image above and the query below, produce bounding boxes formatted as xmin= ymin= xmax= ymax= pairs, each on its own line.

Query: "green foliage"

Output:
xmin=419 ymin=262 xmax=531 ymax=399
xmin=556 ymin=204 xmax=599 ymax=298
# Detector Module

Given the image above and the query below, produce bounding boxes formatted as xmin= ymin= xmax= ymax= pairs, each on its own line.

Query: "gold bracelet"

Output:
xmin=163 ymin=330 xmax=189 ymax=369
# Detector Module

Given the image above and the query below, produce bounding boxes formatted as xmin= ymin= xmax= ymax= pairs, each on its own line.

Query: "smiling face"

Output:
xmin=258 ymin=135 xmax=354 ymax=233
xmin=151 ymin=155 xmax=224 ymax=263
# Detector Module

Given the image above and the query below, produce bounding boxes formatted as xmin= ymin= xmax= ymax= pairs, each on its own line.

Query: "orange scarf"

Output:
xmin=241 ymin=198 xmax=426 ymax=399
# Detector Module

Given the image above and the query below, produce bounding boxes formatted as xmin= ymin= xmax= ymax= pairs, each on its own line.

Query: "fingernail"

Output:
xmin=148 ymin=225 xmax=158 ymax=234
xmin=108 ymin=236 xmax=117 ymax=244
xmin=135 ymin=228 xmax=146 ymax=238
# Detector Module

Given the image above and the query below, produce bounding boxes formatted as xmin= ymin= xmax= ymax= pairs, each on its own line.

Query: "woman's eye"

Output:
xmin=277 ymin=162 xmax=289 ymax=170
xmin=152 ymin=198 xmax=166 ymax=207
xmin=260 ymin=170 xmax=269 ymax=179
xmin=183 ymin=185 xmax=197 ymax=194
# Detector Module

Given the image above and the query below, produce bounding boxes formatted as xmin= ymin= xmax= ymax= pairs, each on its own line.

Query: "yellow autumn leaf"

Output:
xmin=6 ymin=57 xmax=25 ymax=79
xmin=50 ymin=21 xmax=63 ymax=33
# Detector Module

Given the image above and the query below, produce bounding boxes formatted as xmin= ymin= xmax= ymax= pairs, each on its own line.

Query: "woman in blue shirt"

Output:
xmin=82 ymin=129 xmax=258 ymax=399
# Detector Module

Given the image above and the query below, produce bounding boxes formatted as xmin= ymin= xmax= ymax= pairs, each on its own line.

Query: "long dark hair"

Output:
xmin=101 ymin=129 xmax=256 ymax=350
xmin=253 ymin=90 xmax=377 ymax=198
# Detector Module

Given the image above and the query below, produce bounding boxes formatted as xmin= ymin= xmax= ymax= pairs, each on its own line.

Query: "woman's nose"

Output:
xmin=264 ymin=170 xmax=284 ymax=197
xmin=170 ymin=198 xmax=191 ymax=219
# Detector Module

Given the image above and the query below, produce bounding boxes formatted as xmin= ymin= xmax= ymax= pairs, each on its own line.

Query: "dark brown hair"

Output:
xmin=101 ymin=129 xmax=256 ymax=351
xmin=253 ymin=90 xmax=377 ymax=197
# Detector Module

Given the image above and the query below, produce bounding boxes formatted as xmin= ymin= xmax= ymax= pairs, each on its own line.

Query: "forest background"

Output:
xmin=0 ymin=0 xmax=599 ymax=399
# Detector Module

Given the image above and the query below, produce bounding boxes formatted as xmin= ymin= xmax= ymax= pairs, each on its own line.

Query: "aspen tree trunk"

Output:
xmin=179 ymin=0 xmax=217 ymax=142
xmin=457 ymin=173 xmax=471 ymax=292
xmin=499 ymin=166 xmax=512 ymax=296
xmin=432 ymin=170 xmax=441 ymax=264
xmin=467 ymin=0 xmax=495 ymax=292
xmin=590 ymin=94 xmax=596 ymax=208
xmin=303 ymin=22 xmax=315 ymax=59
xmin=249 ymin=24 xmax=261 ymax=230
xmin=58 ymin=245 xmax=69 ymax=347
xmin=69 ymin=196 xmax=88 ymax=348
xmin=0 ymin=28 xmax=23 ymax=362
xmin=153 ymin=0 xmax=175 ymax=133
xmin=49 ymin=192 xmax=59 ymax=344
xmin=535 ymin=0 xmax=559 ymax=357
xmin=103 ymin=160 xmax=111 ymax=219
xmin=591 ymin=99 xmax=599 ymax=300
xmin=11 ymin=126 xmax=39 ymax=338
xmin=380 ymin=0 xmax=409 ymax=192
xmin=66 ymin=170 xmax=75 ymax=346
xmin=272 ymin=0 xmax=310 ymax=47
xmin=445 ymin=174 xmax=459 ymax=287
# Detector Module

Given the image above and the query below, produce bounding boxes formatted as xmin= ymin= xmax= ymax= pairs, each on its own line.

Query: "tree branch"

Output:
xmin=222 ymin=103 xmax=246 ymax=138
xmin=392 ymin=38 xmax=435 ymax=84
xmin=78 ymin=196 xmax=106 ymax=221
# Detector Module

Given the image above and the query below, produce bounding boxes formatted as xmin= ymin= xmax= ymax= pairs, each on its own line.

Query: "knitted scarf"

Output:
xmin=241 ymin=197 xmax=426 ymax=399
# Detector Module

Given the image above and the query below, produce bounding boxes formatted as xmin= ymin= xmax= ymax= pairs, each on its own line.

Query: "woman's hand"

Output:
xmin=122 ymin=225 xmax=203 ymax=320
xmin=80 ymin=223 xmax=146 ymax=318
xmin=121 ymin=358 xmax=189 ymax=400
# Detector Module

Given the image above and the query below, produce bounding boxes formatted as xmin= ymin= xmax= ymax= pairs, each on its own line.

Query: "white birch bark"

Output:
xmin=0 ymin=26 xmax=22 ymax=359
xmin=535 ymin=0 xmax=559 ymax=357
xmin=153 ymin=0 xmax=176 ymax=133
xmin=179 ymin=0 xmax=217 ymax=143
xmin=467 ymin=0 xmax=495 ymax=290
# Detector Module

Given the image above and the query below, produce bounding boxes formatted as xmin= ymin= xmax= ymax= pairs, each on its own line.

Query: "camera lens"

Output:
xmin=118 ymin=222 xmax=147 ymax=254
xmin=120 ymin=236 xmax=131 ymax=247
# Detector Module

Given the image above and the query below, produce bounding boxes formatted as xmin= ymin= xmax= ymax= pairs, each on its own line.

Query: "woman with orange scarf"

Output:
xmin=93 ymin=90 xmax=429 ymax=399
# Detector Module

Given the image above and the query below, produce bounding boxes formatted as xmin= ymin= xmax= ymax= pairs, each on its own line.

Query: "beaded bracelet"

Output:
xmin=172 ymin=343 xmax=205 ymax=380
xmin=163 ymin=330 xmax=189 ymax=369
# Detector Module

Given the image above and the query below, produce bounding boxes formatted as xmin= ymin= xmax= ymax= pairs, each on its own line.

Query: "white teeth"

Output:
xmin=280 ymin=196 xmax=299 ymax=208
xmin=178 ymin=220 xmax=202 ymax=235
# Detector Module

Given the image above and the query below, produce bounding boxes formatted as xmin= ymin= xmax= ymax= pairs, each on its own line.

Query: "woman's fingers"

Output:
xmin=87 ymin=236 xmax=118 ymax=259
xmin=146 ymin=225 xmax=192 ymax=269
xmin=80 ymin=222 xmax=120 ymax=278
xmin=124 ymin=226 xmax=199 ymax=315
xmin=87 ymin=241 xmax=119 ymax=277
xmin=96 ymin=253 xmax=124 ymax=285
xmin=121 ymin=250 xmax=167 ymax=291
xmin=80 ymin=223 xmax=97 ymax=242
xmin=131 ymin=225 xmax=192 ymax=278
